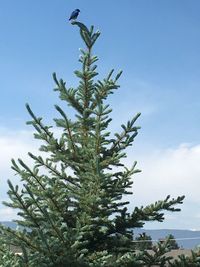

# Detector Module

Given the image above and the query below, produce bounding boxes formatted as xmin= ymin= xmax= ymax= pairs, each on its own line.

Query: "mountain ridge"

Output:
xmin=134 ymin=228 xmax=200 ymax=249
xmin=1 ymin=222 xmax=199 ymax=249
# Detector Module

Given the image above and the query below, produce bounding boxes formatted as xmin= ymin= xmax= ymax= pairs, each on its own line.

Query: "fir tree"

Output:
xmin=0 ymin=21 xmax=185 ymax=267
xmin=135 ymin=232 xmax=153 ymax=250
xmin=165 ymin=234 xmax=179 ymax=250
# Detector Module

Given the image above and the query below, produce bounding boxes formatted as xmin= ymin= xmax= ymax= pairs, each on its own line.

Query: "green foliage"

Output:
xmin=0 ymin=21 xmax=185 ymax=266
xmin=170 ymin=250 xmax=200 ymax=267
xmin=138 ymin=239 xmax=173 ymax=266
xmin=165 ymin=234 xmax=179 ymax=250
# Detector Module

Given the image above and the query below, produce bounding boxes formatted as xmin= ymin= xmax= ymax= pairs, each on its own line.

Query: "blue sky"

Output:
xmin=1 ymin=1 xmax=200 ymax=230
xmin=1 ymin=0 xmax=200 ymax=146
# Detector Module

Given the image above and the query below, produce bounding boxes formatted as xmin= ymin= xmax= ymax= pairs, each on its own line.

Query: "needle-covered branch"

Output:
xmin=129 ymin=195 xmax=185 ymax=228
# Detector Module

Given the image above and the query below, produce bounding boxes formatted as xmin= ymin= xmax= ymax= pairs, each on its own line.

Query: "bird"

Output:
xmin=69 ymin=9 xmax=80 ymax=21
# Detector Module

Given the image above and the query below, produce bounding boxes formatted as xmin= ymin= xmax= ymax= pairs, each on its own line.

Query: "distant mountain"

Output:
xmin=1 ymin=222 xmax=200 ymax=249
xmin=0 ymin=221 xmax=17 ymax=229
xmin=134 ymin=229 xmax=200 ymax=249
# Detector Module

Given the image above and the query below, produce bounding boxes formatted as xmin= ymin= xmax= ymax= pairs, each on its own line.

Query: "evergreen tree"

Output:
xmin=135 ymin=232 xmax=153 ymax=250
xmin=165 ymin=234 xmax=179 ymax=250
xmin=0 ymin=21 xmax=185 ymax=267
xmin=139 ymin=239 xmax=173 ymax=267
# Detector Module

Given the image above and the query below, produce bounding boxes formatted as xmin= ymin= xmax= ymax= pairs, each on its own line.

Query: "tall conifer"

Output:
xmin=0 ymin=21 xmax=184 ymax=267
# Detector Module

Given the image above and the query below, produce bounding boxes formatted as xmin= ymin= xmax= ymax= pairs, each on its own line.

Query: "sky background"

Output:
xmin=1 ymin=0 xmax=200 ymax=230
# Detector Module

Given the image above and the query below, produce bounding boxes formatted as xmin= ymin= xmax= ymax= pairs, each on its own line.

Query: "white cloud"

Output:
xmin=0 ymin=129 xmax=37 ymax=165
xmin=0 ymin=129 xmax=38 ymax=220
xmin=132 ymin=143 xmax=200 ymax=203
xmin=0 ymin=207 xmax=18 ymax=221
xmin=126 ymin=143 xmax=200 ymax=229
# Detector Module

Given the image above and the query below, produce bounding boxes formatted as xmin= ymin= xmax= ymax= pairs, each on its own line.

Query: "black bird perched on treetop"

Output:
xmin=69 ymin=9 xmax=80 ymax=21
